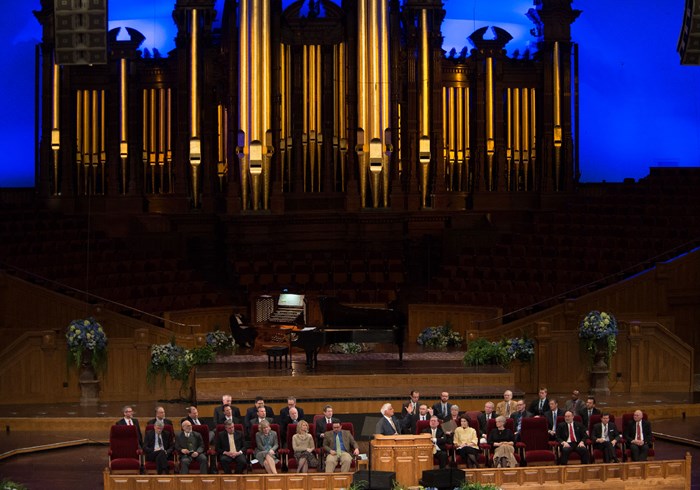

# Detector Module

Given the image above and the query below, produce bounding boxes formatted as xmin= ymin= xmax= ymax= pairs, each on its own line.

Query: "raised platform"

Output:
xmin=194 ymin=352 xmax=516 ymax=414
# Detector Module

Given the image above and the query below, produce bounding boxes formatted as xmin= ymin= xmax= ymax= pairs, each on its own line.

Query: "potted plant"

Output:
xmin=416 ymin=322 xmax=464 ymax=349
xmin=579 ymin=310 xmax=618 ymax=368
xmin=205 ymin=329 xmax=237 ymax=356
xmin=503 ymin=336 xmax=535 ymax=363
xmin=66 ymin=317 xmax=107 ymax=405
xmin=463 ymin=338 xmax=509 ymax=368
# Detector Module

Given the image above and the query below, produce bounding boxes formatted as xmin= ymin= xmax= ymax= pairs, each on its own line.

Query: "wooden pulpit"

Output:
xmin=370 ymin=433 xmax=434 ymax=487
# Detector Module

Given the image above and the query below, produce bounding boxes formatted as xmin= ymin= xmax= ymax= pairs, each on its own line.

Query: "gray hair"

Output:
xmin=496 ymin=415 xmax=507 ymax=424
xmin=259 ymin=420 xmax=271 ymax=429
xmin=224 ymin=420 xmax=233 ymax=427
xmin=154 ymin=420 xmax=164 ymax=428
xmin=380 ymin=403 xmax=392 ymax=416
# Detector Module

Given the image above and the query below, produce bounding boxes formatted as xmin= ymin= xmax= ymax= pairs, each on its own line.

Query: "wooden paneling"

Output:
xmin=408 ymin=304 xmax=501 ymax=342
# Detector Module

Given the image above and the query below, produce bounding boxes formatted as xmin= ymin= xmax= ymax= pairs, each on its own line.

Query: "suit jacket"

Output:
xmin=624 ymin=419 xmax=652 ymax=444
xmin=244 ymin=406 xmax=275 ymax=428
xmin=564 ymin=399 xmax=585 ymax=415
xmin=528 ymin=398 xmax=550 ymax=417
xmin=591 ymin=421 xmax=620 ymax=443
xmin=477 ymin=411 xmax=496 ymax=435
xmin=421 ymin=426 xmax=447 ymax=451
xmin=279 ymin=406 xmax=305 ymax=423
xmin=215 ymin=428 xmax=246 ymax=456
xmin=375 ymin=415 xmax=409 ymax=436
xmin=432 ymin=402 xmax=453 ymax=421
xmin=509 ymin=410 xmax=532 ymax=433
xmin=315 ymin=417 xmax=339 ymax=441
xmin=214 ymin=405 xmax=241 ymax=425
xmin=495 ymin=400 xmax=518 ymax=417
xmin=547 ymin=409 xmax=563 ymax=431
xmin=579 ymin=407 xmax=601 ymax=430
xmin=116 ymin=417 xmax=143 ymax=447
xmin=322 ymin=430 xmax=358 ymax=453
xmin=555 ymin=421 xmax=587 ymax=445
xmin=144 ymin=430 xmax=173 ymax=457
xmin=184 ymin=416 xmax=209 ymax=429
xmin=409 ymin=413 xmax=431 ymax=435
xmin=147 ymin=418 xmax=173 ymax=427
xmin=401 ymin=400 xmax=419 ymax=418
xmin=176 ymin=430 xmax=205 ymax=454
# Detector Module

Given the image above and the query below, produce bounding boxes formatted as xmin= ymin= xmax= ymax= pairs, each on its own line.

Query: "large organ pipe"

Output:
xmin=513 ymin=87 xmax=520 ymax=189
xmin=190 ymin=8 xmax=201 ymax=206
xmin=302 ymin=46 xmax=308 ymax=192
xmin=100 ymin=90 xmax=105 ymax=193
xmin=150 ymin=88 xmax=156 ymax=193
xmin=553 ymin=42 xmax=561 ymax=190
xmin=521 ymin=88 xmax=529 ymax=190
xmin=51 ymin=62 xmax=60 ymax=195
xmin=464 ymin=87 xmax=470 ymax=188
xmin=76 ymin=91 xmax=82 ymax=166
xmin=119 ymin=59 xmax=127 ymax=193
xmin=280 ymin=44 xmax=287 ymax=190
xmin=82 ymin=90 xmax=90 ymax=192
xmin=485 ymin=57 xmax=494 ymax=190
xmin=456 ymin=87 xmax=464 ymax=191
xmin=380 ymin=0 xmax=390 ymax=207
xmin=530 ymin=87 xmax=536 ymax=186
xmin=239 ymin=0 xmax=249 ymax=209
xmin=420 ymin=9 xmax=430 ymax=206
xmin=316 ymin=45 xmax=322 ymax=191
xmin=262 ymin=0 xmax=271 ymax=209
xmin=357 ymin=0 xmax=368 ymax=206
xmin=506 ymin=88 xmax=512 ymax=190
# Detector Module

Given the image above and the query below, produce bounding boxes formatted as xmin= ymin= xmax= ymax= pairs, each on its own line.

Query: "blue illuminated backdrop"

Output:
xmin=1 ymin=1 xmax=697 ymax=187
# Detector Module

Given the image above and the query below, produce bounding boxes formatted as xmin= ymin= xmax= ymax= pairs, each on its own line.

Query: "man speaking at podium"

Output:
xmin=375 ymin=403 xmax=412 ymax=435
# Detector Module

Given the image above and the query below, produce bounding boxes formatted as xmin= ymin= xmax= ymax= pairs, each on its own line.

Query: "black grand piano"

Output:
xmin=291 ymin=296 xmax=406 ymax=368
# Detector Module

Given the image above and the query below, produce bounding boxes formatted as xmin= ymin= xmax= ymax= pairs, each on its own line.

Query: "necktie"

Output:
xmin=636 ymin=422 xmax=642 ymax=441
xmin=506 ymin=404 xmax=511 ymax=417
xmin=229 ymin=433 xmax=236 ymax=452
xmin=336 ymin=433 xmax=342 ymax=455
xmin=388 ymin=417 xmax=397 ymax=434
xmin=194 ymin=418 xmax=200 ymax=425
xmin=431 ymin=429 xmax=438 ymax=454
xmin=553 ymin=412 xmax=556 ymax=427
xmin=157 ymin=434 xmax=163 ymax=450
xmin=539 ymin=400 xmax=543 ymax=411
xmin=603 ymin=425 xmax=608 ymax=441
xmin=569 ymin=423 xmax=576 ymax=443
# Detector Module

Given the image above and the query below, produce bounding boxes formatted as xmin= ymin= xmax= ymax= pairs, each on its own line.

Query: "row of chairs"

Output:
xmin=108 ymin=421 xmax=358 ymax=474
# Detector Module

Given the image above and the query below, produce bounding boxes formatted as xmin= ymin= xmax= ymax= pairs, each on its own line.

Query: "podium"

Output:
xmin=370 ymin=434 xmax=434 ymax=487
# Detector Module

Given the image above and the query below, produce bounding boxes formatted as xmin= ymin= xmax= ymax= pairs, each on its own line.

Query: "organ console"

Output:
xmin=291 ymin=296 xmax=406 ymax=368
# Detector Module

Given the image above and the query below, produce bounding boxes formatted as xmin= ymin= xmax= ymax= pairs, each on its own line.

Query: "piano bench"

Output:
xmin=266 ymin=346 xmax=289 ymax=368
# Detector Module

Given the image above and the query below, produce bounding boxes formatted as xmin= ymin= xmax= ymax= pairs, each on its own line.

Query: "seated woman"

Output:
xmin=487 ymin=416 xmax=517 ymax=468
xmin=292 ymin=420 xmax=318 ymax=473
xmin=453 ymin=416 xmax=480 ymax=468
xmin=255 ymin=420 xmax=279 ymax=474
xmin=443 ymin=404 xmax=462 ymax=439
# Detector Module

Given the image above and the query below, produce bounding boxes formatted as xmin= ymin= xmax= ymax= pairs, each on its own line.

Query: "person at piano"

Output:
xmin=375 ymin=403 xmax=412 ymax=436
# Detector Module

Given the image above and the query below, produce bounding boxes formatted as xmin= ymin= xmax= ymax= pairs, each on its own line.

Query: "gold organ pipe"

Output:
xmin=530 ymin=87 xmax=536 ymax=186
xmin=217 ymin=104 xmax=224 ymax=165
xmin=522 ymin=88 xmax=530 ymax=186
xmin=513 ymin=87 xmax=520 ymax=165
xmin=380 ymin=0 xmax=389 ymax=141
xmin=448 ymin=87 xmax=456 ymax=165
xmin=420 ymin=9 xmax=429 ymax=136
xmin=142 ymin=90 xmax=147 ymax=160
xmin=120 ymin=59 xmax=127 ymax=142
xmin=76 ymin=90 xmax=82 ymax=164
xmin=280 ymin=44 xmax=286 ymax=144
xmin=456 ymin=87 xmax=464 ymax=191
xmin=250 ymin=2 xmax=260 ymax=142
xmin=506 ymin=88 xmax=512 ymax=190
xmin=83 ymin=90 xmax=90 ymax=161
xmin=52 ymin=63 xmax=59 ymax=130
xmin=339 ymin=43 xmax=346 ymax=138
xmin=262 ymin=0 xmax=270 ymax=137
xmin=190 ymin=9 xmax=199 ymax=138
xmin=464 ymin=87 xmax=470 ymax=151
xmin=159 ymin=88 xmax=166 ymax=161
xmin=553 ymin=42 xmax=561 ymax=130
xmin=369 ymin=0 xmax=379 ymax=137
xmin=357 ymin=0 xmax=368 ymax=146
xmin=316 ymin=45 xmax=322 ymax=189
xmin=150 ymin=88 xmax=156 ymax=163
xmin=239 ymin=0 xmax=249 ymax=150
xmin=303 ymin=46 xmax=308 ymax=135
xmin=485 ymin=57 xmax=494 ymax=147
xmin=92 ymin=90 xmax=98 ymax=165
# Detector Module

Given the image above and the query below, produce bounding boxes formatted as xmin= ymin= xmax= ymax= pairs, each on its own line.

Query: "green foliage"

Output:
xmin=456 ymin=482 xmax=501 ymax=490
xmin=147 ymin=340 xmax=215 ymax=393
xmin=0 ymin=479 xmax=29 ymax=490
xmin=463 ymin=337 xmax=510 ymax=367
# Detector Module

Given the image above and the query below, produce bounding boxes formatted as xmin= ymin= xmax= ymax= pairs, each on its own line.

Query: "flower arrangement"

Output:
xmin=503 ymin=336 xmax=535 ymax=362
xmin=416 ymin=323 xmax=464 ymax=349
xmin=205 ymin=330 xmax=237 ymax=354
xmin=579 ymin=310 xmax=618 ymax=360
xmin=463 ymin=338 xmax=509 ymax=367
xmin=66 ymin=317 xmax=108 ymax=373
xmin=147 ymin=340 xmax=215 ymax=389
xmin=328 ymin=342 xmax=372 ymax=354
xmin=0 ymin=479 xmax=28 ymax=490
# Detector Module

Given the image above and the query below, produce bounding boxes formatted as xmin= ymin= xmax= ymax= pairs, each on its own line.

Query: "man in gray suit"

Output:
xmin=176 ymin=420 xmax=208 ymax=474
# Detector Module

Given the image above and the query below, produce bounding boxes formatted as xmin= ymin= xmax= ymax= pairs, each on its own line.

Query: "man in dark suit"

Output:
xmin=116 ymin=405 xmax=143 ymax=448
xmin=408 ymin=403 xmax=433 ymax=435
xmin=375 ymin=403 xmax=412 ymax=436
xmin=421 ymin=415 xmax=448 ymax=468
xmin=216 ymin=420 xmax=247 ymax=474
xmin=244 ymin=397 xmax=275 ymax=432
xmin=214 ymin=395 xmax=241 ymax=424
xmin=183 ymin=406 xmax=205 ymax=427
xmin=579 ymin=396 xmax=601 ymax=433
xmin=592 ymin=413 xmax=620 ymax=463
xmin=477 ymin=401 xmax=496 ymax=438
xmin=432 ymin=392 xmax=452 ymax=421
xmin=279 ymin=396 xmax=304 ymax=424
xmin=176 ymin=420 xmax=208 ymax=474
xmin=147 ymin=406 xmax=173 ymax=428
xmin=280 ymin=407 xmax=302 ymax=445
xmin=624 ymin=410 xmax=653 ymax=461
xmin=509 ymin=400 xmax=532 ymax=441
xmin=528 ymin=388 xmax=550 ymax=417
xmin=143 ymin=420 xmax=173 ymax=474
xmin=323 ymin=420 xmax=359 ymax=472
xmin=401 ymin=390 xmax=421 ymax=419
xmin=555 ymin=410 xmax=590 ymax=464
xmin=547 ymin=399 xmax=563 ymax=439
xmin=315 ymin=405 xmax=339 ymax=447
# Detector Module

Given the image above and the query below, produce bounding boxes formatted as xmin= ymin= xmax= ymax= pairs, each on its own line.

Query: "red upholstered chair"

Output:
xmin=109 ymin=425 xmax=143 ymax=474
xmin=517 ymin=417 xmax=557 ymax=466
xmin=319 ymin=422 xmax=357 ymax=471
xmin=280 ymin=423 xmax=322 ymax=472
xmin=415 ymin=419 xmax=431 ymax=435
xmin=247 ymin=424 xmax=283 ymax=472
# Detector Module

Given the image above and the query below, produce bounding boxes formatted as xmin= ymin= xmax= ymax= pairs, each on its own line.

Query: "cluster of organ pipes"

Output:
xmin=442 ymin=86 xmax=470 ymax=192
xmin=75 ymin=89 xmax=106 ymax=195
xmin=141 ymin=88 xmax=173 ymax=195
xmin=506 ymin=87 xmax=537 ymax=191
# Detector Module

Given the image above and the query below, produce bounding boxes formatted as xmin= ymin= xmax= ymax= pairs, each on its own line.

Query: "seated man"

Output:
xmin=509 ymin=400 xmax=532 ymax=441
xmin=214 ymin=394 xmax=241 ymax=424
xmin=216 ymin=420 xmax=247 ymax=474
xmin=147 ymin=406 xmax=173 ymax=427
xmin=323 ymin=421 xmax=359 ymax=473
xmin=592 ymin=413 xmax=620 ymax=463
xmin=315 ymin=405 xmax=339 ymax=447
xmin=555 ymin=410 xmax=589 ymax=464
xmin=496 ymin=390 xmax=517 ymax=418
xmin=245 ymin=397 xmax=275 ymax=433
xmin=176 ymin=420 xmax=208 ymax=474
xmin=143 ymin=420 xmax=173 ymax=474
xmin=421 ymin=415 xmax=448 ymax=469
xmin=624 ymin=410 xmax=652 ymax=461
